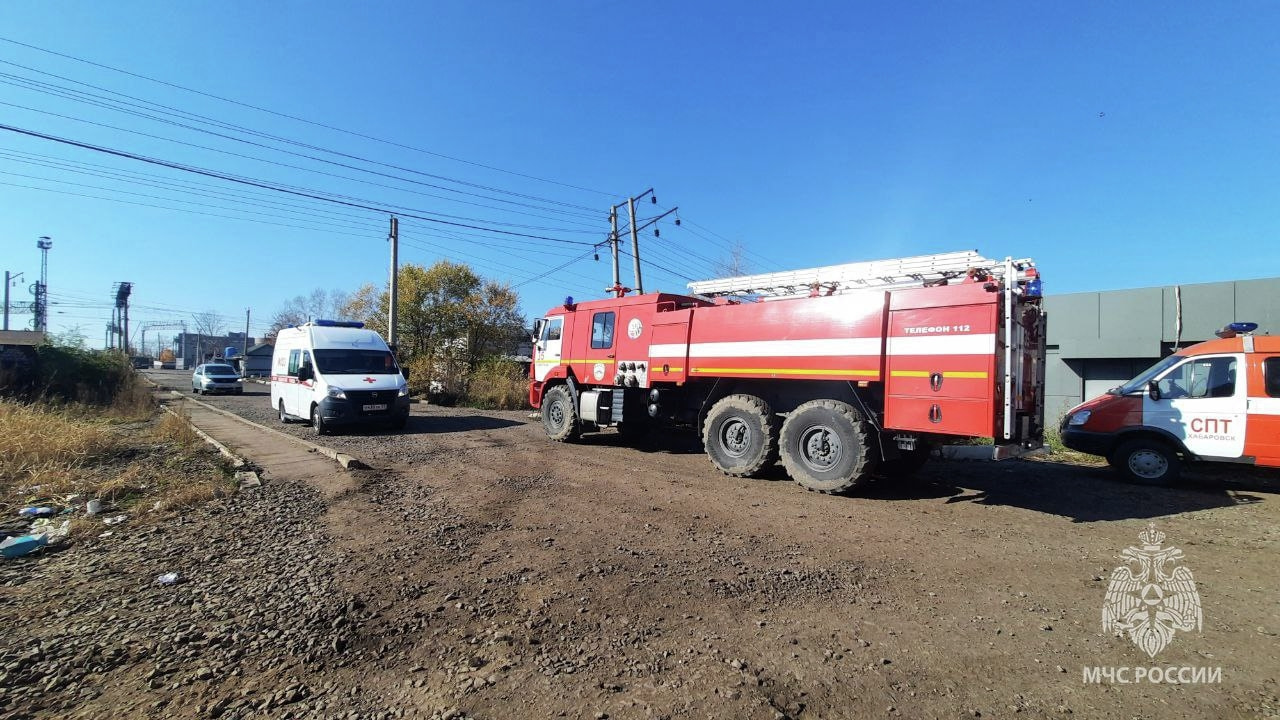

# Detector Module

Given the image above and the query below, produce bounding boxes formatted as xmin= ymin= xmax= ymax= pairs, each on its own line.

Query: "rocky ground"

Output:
xmin=0 ymin=371 xmax=1275 ymax=719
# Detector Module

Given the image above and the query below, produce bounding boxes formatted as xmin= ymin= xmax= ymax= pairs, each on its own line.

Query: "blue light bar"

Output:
xmin=314 ymin=319 xmax=365 ymax=328
xmin=1229 ymin=321 xmax=1258 ymax=333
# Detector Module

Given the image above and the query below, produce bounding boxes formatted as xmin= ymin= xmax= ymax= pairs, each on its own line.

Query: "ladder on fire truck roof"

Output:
xmin=686 ymin=250 xmax=1035 ymax=299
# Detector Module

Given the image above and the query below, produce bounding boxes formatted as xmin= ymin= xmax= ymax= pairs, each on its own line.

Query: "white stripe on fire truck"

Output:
xmin=649 ymin=338 xmax=883 ymax=358
xmin=886 ymin=333 xmax=996 ymax=356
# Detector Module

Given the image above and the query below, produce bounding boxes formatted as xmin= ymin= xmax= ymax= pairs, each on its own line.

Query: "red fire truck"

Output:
xmin=530 ymin=251 xmax=1047 ymax=494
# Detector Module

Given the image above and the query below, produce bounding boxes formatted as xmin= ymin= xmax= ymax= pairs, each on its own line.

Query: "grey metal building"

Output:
xmin=1043 ymin=277 xmax=1280 ymax=421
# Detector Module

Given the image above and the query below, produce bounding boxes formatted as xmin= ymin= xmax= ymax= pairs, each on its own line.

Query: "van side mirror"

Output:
xmin=298 ymin=365 xmax=313 ymax=382
xmin=401 ymin=366 xmax=411 ymax=381
xmin=1148 ymin=380 xmax=1161 ymax=402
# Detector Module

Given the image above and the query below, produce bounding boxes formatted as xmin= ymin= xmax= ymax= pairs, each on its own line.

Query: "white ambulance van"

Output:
xmin=270 ymin=320 xmax=410 ymax=434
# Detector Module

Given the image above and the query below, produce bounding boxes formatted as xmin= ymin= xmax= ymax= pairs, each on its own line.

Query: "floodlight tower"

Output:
xmin=33 ymin=236 xmax=52 ymax=332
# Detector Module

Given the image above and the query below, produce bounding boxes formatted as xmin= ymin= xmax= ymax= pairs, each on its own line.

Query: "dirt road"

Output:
xmin=10 ymin=372 xmax=1279 ymax=719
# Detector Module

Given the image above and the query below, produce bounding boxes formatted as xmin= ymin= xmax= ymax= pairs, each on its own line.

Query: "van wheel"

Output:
xmin=542 ymin=385 xmax=580 ymax=442
xmin=311 ymin=404 xmax=329 ymax=436
xmin=702 ymin=394 xmax=779 ymax=478
xmin=780 ymin=399 xmax=877 ymax=494
xmin=279 ymin=400 xmax=290 ymax=424
xmin=1109 ymin=439 xmax=1181 ymax=485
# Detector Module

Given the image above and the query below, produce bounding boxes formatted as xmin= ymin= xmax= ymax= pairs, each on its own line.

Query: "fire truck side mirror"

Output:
xmin=1147 ymin=380 xmax=1161 ymax=402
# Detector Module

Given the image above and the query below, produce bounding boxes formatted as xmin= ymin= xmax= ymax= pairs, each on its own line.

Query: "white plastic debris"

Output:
xmin=103 ymin=514 xmax=127 ymax=525
xmin=86 ymin=499 xmax=102 ymax=516
xmin=156 ymin=572 xmax=180 ymax=585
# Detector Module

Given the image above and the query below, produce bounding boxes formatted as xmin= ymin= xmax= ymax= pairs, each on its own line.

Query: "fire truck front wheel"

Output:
xmin=780 ymin=400 xmax=877 ymax=494
xmin=702 ymin=394 xmax=779 ymax=478
xmin=541 ymin=385 xmax=581 ymax=442
xmin=1108 ymin=438 xmax=1181 ymax=485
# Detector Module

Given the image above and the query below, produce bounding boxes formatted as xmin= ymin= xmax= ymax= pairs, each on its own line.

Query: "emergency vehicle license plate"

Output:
xmin=363 ymin=403 xmax=388 ymax=412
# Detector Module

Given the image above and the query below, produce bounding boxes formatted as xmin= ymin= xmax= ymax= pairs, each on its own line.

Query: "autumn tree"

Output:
xmin=341 ymin=260 xmax=525 ymax=392
xmin=264 ymin=288 xmax=350 ymax=342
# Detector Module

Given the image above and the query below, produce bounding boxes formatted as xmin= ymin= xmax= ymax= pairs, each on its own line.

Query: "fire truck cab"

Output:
xmin=1061 ymin=322 xmax=1280 ymax=483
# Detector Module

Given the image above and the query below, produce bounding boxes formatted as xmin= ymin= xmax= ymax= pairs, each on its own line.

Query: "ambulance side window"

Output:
xmin=288 ymin=350 xmax=301 ymax=376
xmin=1159 ymin=356 xmax=1236 ymax=399
xmin=590 ymin=312 xmax=615 ymax=349
xmin=1265 ymin=358 xmax=1280 ymax=398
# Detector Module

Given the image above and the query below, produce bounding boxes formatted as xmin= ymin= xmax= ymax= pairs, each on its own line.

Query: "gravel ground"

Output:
xmin=10 ymin=370 xmax=1272 ymax=719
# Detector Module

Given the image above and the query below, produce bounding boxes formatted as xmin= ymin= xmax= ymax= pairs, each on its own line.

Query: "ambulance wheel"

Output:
xmin=279 ymin=400 xmax=290 ymax=424
xmin=702 ymin=394 xmax=779 ymax=478
xmin=311 ymin=404 xmax=329 ymax=436
xmin=780 ymin=399 xmax=877 ymax=494
xmin=542 ymin=385 xmax=580 ymax=442
xmin=1109 ymin=438 xmax=1181 ymax=485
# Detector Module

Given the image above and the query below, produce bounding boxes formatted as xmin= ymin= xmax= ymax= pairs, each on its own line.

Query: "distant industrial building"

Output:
xmin=172 ymin=331 xmax=254 ymax=369
xmin=1044 ymin=277 xmax=1280 ymax=421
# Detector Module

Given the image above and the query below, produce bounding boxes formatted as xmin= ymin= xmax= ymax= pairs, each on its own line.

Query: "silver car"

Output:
xmin=192 ymin=363 xmax=243 ymax=395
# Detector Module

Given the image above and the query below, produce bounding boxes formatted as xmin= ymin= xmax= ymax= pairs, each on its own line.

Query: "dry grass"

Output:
xmin=0 ymin=398 xmax=235 ymax=521
xmin=464 ymin=358 xmax=530 ymax=410
xmin=154 ymin=404 xmax=200 ymax=447
xmin=0 ymin=400 xmax=117 ymax=491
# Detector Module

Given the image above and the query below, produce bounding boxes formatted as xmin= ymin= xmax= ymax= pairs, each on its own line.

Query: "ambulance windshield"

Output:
xmin=1114 ymin=354 xmax=1182 ymax=395
xmin=313 ymin=349 xmax=399 ymax=375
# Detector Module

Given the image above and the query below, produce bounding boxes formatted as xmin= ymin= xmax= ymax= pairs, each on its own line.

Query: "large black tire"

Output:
xmin=780 ymin=399 xmax=878 ymax=494
xmin=311 ymin=404 xmax=329 ymax=436
xmin=702 ymin=394 xmax=779 ymax=477
xmin=279 ymin=400 xmax=291 ymax=424
xmin=541 ymin=385 xmax=581 ymax=442
xmin=1108 ymin=438 xmax=1181 ymax=485
xmin=879 ymin=445 xmax=933 ymax=480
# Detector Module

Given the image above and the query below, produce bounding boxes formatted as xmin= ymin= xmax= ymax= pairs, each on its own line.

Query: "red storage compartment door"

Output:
xmin=884 ymin=290 xmax=998 ymax=438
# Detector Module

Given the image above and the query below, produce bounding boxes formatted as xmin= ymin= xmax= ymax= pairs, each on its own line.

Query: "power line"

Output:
xmin=0 ymin=99 xmax=603 ymax=233
xmin=0 ymin=35 xmax=618 ymax=198
xmin=0 ymin=123 xmax=602 ymax=246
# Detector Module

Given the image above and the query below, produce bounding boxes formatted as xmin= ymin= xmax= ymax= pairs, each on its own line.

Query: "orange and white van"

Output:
xmin=1061 ymin=323 xmax=1279 ymax=483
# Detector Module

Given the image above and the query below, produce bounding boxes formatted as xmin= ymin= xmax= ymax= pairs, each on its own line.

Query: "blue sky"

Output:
xmin=0 ymin=1 xmax=1276 ymax=349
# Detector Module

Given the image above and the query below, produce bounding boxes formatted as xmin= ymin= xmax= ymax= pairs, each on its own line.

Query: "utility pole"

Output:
xmin=628 ymin=196 xmax=644 ymax=295
xmin=3 ymin=270 xmax=23 ymax=331
xmin=387 ymin=216 xmax=399 ymax=349
xmin=244 ymin=308 xmax=250 ymax=357
xmin=608 ymin=207 xmax=622 ymax=296
xmin=606 ymin=189 xmax=671 ymax=297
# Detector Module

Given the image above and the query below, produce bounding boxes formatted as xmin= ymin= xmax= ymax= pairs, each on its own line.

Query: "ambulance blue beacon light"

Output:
xmin=1229 ymin=322 xmax=1258 ymax=333
xmin=314 ymin=319 xmax=365 ymax=328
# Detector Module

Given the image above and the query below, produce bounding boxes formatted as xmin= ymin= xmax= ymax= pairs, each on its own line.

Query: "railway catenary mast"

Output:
xmin=529 ymin=250 xmax=1047 ymax=494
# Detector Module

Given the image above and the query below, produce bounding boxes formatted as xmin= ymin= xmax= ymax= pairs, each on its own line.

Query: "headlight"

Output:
xmin=397 ymin=386 xmax=409 ymax=397
xmin=327 ymin=387 xmax=347 ymax=400
xmin=1068 ymin=410 xmax=1091 ymax=426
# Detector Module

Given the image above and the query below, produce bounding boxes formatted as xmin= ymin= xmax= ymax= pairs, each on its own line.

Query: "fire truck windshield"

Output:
xmin=1114 ymin=354 xmax=1183 ymax=395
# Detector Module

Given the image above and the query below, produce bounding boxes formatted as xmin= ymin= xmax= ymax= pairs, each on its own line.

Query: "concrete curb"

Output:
xmin=166 ymin=391 xmax=371 ymax=471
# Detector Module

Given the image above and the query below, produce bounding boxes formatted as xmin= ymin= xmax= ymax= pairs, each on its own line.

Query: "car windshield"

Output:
xmin=313 ymin=349 xmax=399 ymax=375
xmin=1114 ymin=354 xmax=1183 ymax=395
xmin=205 ymin=365 xmax=237 ymax=375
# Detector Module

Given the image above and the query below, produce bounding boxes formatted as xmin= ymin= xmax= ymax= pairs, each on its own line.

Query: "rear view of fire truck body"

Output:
xmin=529 ymin=251 xmax=1047 ymax=494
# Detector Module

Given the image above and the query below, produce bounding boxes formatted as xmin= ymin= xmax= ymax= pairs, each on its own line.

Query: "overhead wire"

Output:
xmin=0 ymin=35 xmax=620 ymax=198
xmin=0 ymin=123 xmax=602 ymax=246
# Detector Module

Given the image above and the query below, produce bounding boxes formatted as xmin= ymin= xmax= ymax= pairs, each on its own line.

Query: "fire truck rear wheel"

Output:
xmin=702 ymin=394 xmax=779 ymax=478
xmin=1109 ymin=438 xmax=1181 ymax=485
xmin=780 ymin=399 xmax=877 ymax=494
xmin=542 ymin=385 xmax=581 ymax=442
